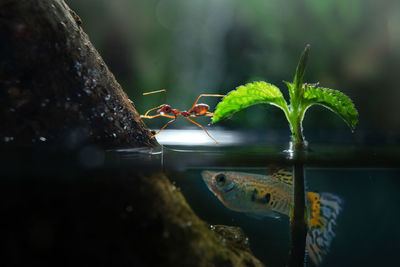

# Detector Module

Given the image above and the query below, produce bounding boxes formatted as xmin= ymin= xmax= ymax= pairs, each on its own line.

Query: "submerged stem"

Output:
xmin=289 ymin=160 xmax=307 ymax=267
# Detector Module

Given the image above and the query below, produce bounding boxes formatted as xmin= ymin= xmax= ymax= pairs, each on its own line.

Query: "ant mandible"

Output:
xmin=140 ymin=89 xmax=225 ymax=145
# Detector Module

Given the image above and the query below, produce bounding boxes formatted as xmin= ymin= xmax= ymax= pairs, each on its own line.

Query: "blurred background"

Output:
xmin=66 ymin=0 xmax=400 ymax=145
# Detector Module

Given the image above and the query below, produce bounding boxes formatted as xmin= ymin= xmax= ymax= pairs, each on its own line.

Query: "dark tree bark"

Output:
xmin=0 ymin=0 xmax=157 ymax=149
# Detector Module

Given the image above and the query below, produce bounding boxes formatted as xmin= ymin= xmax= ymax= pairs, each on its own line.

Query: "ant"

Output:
xmin=140 ymin=89 xmax=225 ymax=145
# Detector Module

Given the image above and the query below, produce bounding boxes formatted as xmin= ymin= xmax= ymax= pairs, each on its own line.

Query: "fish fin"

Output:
xmin=245 ymin=211 xmax=281 ymax=220
xmin=270 ymin=169 xmax=293 ymax=186
xmin=306 ymin=192 xmax=343 ymax=265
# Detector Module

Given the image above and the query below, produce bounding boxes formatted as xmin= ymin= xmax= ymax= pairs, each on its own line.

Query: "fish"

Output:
xmin=201 ymin=169 xmax=342 ymax=265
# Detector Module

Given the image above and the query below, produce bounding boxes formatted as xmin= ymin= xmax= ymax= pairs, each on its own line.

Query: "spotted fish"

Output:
xmin=201 ymin=169 xmax=342 ymax=265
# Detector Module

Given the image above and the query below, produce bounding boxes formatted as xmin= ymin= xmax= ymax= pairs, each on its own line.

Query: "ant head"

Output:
xmin=157 ymin=104 xmax=172 ymax=114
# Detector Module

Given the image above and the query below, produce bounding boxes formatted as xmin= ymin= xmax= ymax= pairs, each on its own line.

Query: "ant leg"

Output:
xmin=185 ymin=117 xmax=218 ymax=145
xmin=141 ymin=114 xmax=175 ymax=119
xmin=152 ymin=116 xmax=177 ymax=137
xmin=188 ymin=94 xmax=225 ymax=112
xmin=141 ymin=104 xmax=164 ymax=117
xmin=202 ymin=112 xmax=216 ymax=117
xmin=204 ymin=112 xmax=226 ymax=121
xmin=189 ymin=112 xmax=222 ymax=120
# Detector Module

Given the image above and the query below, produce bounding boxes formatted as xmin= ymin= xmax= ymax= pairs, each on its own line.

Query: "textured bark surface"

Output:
xmin=0 ymin=0 xmax=157 ymax=149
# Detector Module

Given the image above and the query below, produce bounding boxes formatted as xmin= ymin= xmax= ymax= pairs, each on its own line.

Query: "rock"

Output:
xmin=211 ymin=225 xmax=252 ymax=252
xmin=131 ymin=172 xmax=265 ymax=267
xmin=0 ymin=0 xmax=157 ymax=149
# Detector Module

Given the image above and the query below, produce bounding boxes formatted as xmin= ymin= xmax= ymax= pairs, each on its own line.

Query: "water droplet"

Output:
xmin=83 ymin=88 xmax=91 ymax=95
xmin=77 ymin=93 xmax=81 ymax=97
xmin=39 ymin=136 xmax=47 ymax=142
xmin=186 ymin=221 xmax=192 ymax=227
xmin=104 ymin=94 xmax=111 ymax=101
xmin=100 ymin=112 xmax=105 ymax=117
xmin=123 ymin=125 xmax=128 ymax=130
xmin=108 ymin=117 xmax=113 ymax=121
xmin=66 ymin=97 xmax=71 ymax=101
xmin=9 ymin=108 xmax=16 ymax=112
xmin=40 ymin=102 xmax=46 ymax=107
xmin=74 ymin=61 xmax=82 ymax=77
xmin=112 ymin=133 xmax=117 ymax=138
xmin=209 ymin=225 xmax=215 ymax=231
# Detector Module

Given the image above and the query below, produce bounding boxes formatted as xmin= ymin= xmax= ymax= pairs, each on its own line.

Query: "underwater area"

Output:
xmin=162 ymin=147 xmax=400 ymax=267
xmin=3 ymin=131 xmax=399 ymax=267
xmin=117 ymin=132 xmax=400 ymax=267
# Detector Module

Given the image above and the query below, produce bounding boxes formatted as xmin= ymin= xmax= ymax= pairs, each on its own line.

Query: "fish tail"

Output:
xmin=305 ymin=192 xmax=343 ymax=265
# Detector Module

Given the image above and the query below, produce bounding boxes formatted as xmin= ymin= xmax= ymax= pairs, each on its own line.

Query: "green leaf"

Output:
xmin=212 ymin=81 xmax=288 ymax=123
xmin=302 ymin=86 xmax=359 ymax=130
xmin=284 ymin=81 xmax=295 ymax=103
xmin=293 ymin=44 xmax=310 ymax=97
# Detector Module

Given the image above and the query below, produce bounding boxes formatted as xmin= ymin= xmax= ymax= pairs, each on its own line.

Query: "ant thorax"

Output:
xmin=181 ymin=111 xmax=190 ymax=117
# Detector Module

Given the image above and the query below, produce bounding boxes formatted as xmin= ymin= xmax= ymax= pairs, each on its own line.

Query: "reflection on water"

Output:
xmin=153 ymin=129 xmax=244 ymax=146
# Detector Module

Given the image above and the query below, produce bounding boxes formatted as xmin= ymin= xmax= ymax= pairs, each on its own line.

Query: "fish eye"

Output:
xmin=215 ymin=173 xmax=226 ymax=186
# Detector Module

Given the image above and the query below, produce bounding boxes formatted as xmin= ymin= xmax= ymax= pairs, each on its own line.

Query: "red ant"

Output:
xmin=140 ymin=89 xmax=224 ymax=145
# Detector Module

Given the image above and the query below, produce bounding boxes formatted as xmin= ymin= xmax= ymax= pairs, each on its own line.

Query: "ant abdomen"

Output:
xmin=190 ymin=104 xmax=209 ymax=116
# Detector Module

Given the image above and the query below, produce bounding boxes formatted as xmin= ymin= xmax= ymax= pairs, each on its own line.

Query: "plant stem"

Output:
xmin=288 ymin=105 xmax=307 ymax=150
xmin=291 ymin=114 xmax=307 ymax=150
xmin=288 ymin=45 xmax=310 ymax=265
xmin=289 ymin=161 xmax=307 ymax=267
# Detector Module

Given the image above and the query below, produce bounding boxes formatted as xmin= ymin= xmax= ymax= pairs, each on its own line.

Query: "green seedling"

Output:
xmin=212 ymin=45 xmax=358 ymax=149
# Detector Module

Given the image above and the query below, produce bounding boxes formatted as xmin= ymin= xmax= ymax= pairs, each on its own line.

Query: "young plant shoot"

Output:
xmin=212 ymin=45 xmax=358 ymax=266
xmin=212 ymin=45 xmax=359 ymax=149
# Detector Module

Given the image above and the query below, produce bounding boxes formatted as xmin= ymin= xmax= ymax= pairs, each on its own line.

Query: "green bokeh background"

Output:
xmin=66 ymin=0 xmax=400 ymax=144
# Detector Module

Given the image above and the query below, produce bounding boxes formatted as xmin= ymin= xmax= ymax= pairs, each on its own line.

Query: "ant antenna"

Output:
xmin=143 ymin=89 xmax=167 ymax=105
